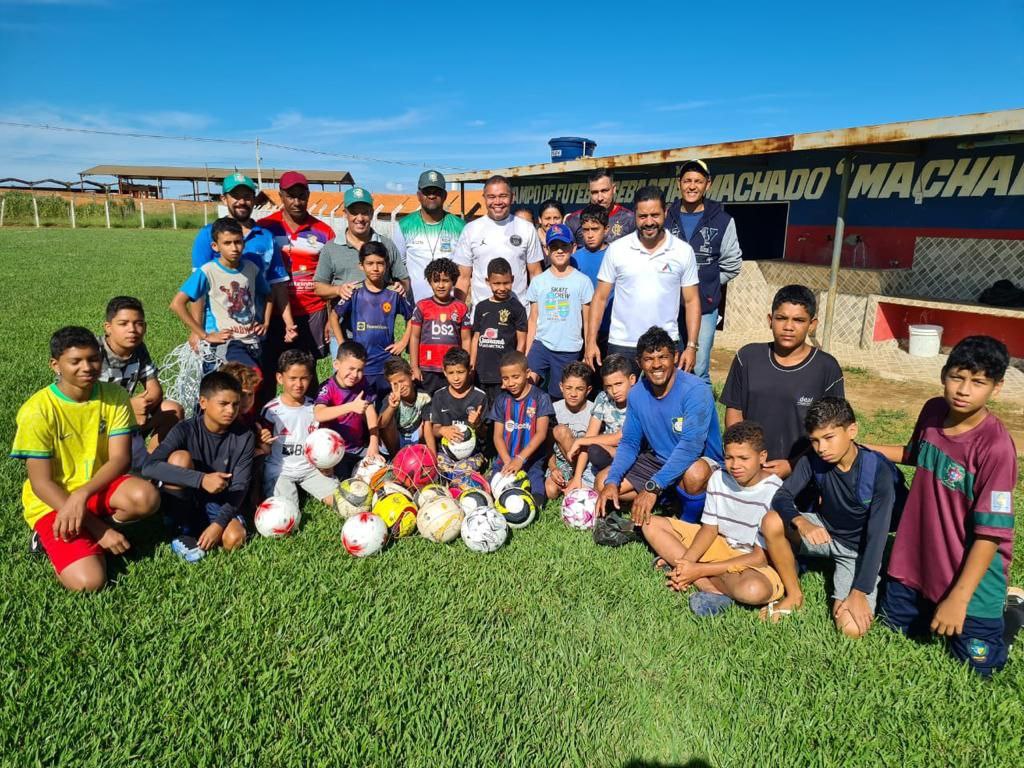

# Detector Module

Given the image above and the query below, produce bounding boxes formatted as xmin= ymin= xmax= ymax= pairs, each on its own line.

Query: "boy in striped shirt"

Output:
xmin=645 ymin=421 xmax=784 ymax=617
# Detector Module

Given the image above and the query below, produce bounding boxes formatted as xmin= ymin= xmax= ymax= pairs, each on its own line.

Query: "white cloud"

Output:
xmin=384 ymin=181 xmax=405 ymax=192
xmin=267 ymin=109 xmax=425 ymax=137
xmin=655 ymin=100 xmax=715 ymax=113
xmin=467 ymin=119 xmax=486 ymax=127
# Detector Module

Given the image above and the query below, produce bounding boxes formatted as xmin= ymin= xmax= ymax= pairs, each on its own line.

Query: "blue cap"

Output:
xmin=545 ymin=223 xmax=574 ymax=246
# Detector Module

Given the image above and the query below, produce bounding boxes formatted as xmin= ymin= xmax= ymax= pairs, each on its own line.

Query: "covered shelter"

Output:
xmin=79 ymin=165 xmax=355 ymax=200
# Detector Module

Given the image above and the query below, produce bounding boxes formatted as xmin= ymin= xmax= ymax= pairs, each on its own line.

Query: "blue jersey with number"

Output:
xmin=335 ymin=285 xmax=412 ymax=375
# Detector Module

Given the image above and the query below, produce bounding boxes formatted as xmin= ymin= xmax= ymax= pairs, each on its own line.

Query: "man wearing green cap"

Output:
xmin=314 ymin=186 xmax=409 ymax=357
xmin=190 ymin=173 xmax=295 ymax=346
xmin=391 ymin=170 xmax=465 ymax=304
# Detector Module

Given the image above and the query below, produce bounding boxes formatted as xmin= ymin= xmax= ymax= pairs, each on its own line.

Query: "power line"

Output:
xmin=0 ymin=120 xmax=467 ymax=171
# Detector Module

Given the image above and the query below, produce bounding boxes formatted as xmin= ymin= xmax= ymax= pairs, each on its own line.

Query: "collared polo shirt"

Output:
xmin=313 ymin=230 xmax=407 ymax=290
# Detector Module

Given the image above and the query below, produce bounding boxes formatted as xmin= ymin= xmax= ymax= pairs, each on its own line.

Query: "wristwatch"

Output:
xmin=685 ymin=341 xmax=698 ymax=350
xmin=644 ymin=479 xmax=663 ymax=494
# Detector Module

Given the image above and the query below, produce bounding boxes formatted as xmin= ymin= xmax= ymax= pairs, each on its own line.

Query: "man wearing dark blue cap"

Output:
xmin=524 ymin=223 xmax=595 ymax=399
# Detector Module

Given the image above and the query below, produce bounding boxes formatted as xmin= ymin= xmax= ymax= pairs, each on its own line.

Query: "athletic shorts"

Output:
xmin=263 ymin=466 xmax=339 ymax=507
xmin=295 ymin=308 xmax=330 ymax=360
xmin=797 ymin=511 xmax=879 ymax=609
xmin=623 ymin=451 xmax=717 ymax=491
xmin=32 ymin=474 xmax=132 ymax=574
xmin=667 ymin=519 xmax=785 ymax=601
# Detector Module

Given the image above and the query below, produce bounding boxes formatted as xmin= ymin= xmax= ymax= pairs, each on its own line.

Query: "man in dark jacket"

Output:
xmin=665 ymin=159 xmax=742 ymax=384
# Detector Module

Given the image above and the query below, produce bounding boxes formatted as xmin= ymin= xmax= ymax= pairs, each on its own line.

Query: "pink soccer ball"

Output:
xmin=304 ymin=428 xmax=346 ymax=469
xmin=391 ymin=444 xmax=439 ymax=489
xmin=561 ymin=487 xmax=599 ymax=530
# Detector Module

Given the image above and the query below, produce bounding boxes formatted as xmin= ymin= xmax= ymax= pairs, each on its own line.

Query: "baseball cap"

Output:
xmin=678 ymin=159 xmax=710 ymax=178
xmin=222 ymin=173 xmax=256 ymax=194
xmin=279 ymin=171 xmax=309 ymax=190
xmin=344 ymin=186 xmax=373 ymax=209
xmin=545 ymin=223 xmax=574 ymax=246
xmin=418 ymin=169 xmax=446 ymax=190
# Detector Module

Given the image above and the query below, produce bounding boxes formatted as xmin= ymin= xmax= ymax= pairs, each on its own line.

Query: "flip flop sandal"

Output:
xmin=689 ymin=591 xmax=734 ymax=617
xmin=759 ymin=600 xmax=797 ymax=623
xmin=651 ymin=556 xmax=673 ymax=574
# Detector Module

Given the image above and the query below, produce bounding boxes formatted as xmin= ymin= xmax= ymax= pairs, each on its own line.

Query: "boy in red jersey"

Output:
xmin=409 ymin=258 xmax=470 ymax=396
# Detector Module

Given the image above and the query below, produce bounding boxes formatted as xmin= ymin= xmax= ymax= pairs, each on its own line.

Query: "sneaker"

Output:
xmin=170 ymin=536 xmax=205 ymax=563
xmin=1003 ymin=593 xmax=1024 ymax=651
xmin=688 ymin=591 xmax=734 ymax=617
xmin=29 ymin=531 xmax=44 ymax=557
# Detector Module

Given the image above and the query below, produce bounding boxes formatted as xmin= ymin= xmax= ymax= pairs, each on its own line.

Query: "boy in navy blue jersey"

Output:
xmin=489 ymin=350 xmax=555 ymax=508
xmin=471 ymin=257 xmax=527 ymax=406
xmin=331 ymin=241 xmax=412 ymax=407
xmin=596 ymin=327 xmax=723 ymax=544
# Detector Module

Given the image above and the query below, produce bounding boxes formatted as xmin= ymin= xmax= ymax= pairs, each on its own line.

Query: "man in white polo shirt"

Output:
xmin=453 ymin=174 xmax=544 ymax=309
xmin=585 ymin=186 xmax=701 ymax=372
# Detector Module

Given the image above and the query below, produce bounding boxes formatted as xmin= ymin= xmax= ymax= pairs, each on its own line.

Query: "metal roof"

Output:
xmin=79 ymin=165 xmax=354 ymax=185
xmin=447 ymin=109 xmax=1024 ymax=183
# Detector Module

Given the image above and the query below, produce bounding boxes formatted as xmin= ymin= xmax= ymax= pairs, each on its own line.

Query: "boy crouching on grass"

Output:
xmin=546 ymin=362 xmax=595 ymax=499
xmin=12 ymin=327 xmax=159 ymax=591
xmin=142 ymin=371 xmax=255 ymax=563
xmin=424 ymin=347 xmax=488 ymax=475
xmin=644 ymin=421 xmax=784 ymax=617
xmin=377 ymin=356 xmax=432 ymax=455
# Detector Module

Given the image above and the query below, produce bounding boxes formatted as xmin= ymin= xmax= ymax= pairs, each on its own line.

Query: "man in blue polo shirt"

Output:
xmin=190 ymin=173 xmax=295 ymax=343
xmin=595 ymin=326 xmax=723 ymax=545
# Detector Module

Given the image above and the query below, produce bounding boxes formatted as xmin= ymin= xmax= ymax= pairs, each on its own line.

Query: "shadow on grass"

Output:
xmin=624 ymin=759 xmax=713 ymax=768
xmin=106 ymin=514 xmax=166 ymax=583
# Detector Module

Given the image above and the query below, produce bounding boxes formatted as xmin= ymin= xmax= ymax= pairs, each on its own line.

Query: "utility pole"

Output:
xmin=255 ymin=136 xmax=263 ymax=188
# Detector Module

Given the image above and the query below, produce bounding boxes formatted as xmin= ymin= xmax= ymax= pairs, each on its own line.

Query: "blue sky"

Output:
xmin=1 ymin=0 xmax=1021 ymax=195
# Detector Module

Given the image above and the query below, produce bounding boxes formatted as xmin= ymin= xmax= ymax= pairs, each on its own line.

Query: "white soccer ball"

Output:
xmin=304 ymin=428 xmax=346 ymax=469
xmin=460 ymin=506 xmax=509 ymax=554
xmin=353 ymin=454 xmax=387 ymax=484
xmin=490 ymin=469 xmax=529 ymax=498
xmin=458 ymin=488 xmax=494 ymax=515
xmin=341 ymin=512 xmax=389 ymax=557
xmin=561 ymin=487 xmax=599 ymax=530
xmin=417 ymin=497 xmax=466 ymax=543
xmin=415 ymin=483 xmax=450 ymax=507
xmin=441 ymin=426 xmax=476 ymax=461
xmin=255 ymin=496 xmax=301 ymax=538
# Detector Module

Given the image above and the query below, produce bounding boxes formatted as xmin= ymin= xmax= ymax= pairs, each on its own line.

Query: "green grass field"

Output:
xmin=1 ymin=228 xmax=1022 ymax=767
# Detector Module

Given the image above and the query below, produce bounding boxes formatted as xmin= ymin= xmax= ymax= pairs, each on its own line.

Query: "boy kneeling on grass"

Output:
xmin=12 ymin=327 xmax=159 ymax=591
xmin=645 ymin=421 xmax=785 ymax=617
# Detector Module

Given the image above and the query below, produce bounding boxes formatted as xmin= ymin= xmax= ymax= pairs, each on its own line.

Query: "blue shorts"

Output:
xmin=162 ymin=491 xmax=246 ymax=537
xmin=879 ymin=578 xmax=1007 ymax=677
xmin=526 ymin=343 xmax=581 ymax=400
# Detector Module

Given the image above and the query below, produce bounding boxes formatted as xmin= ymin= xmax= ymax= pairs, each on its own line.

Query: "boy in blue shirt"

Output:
xmin=331 ymin=241 xmax=413 ymax=407
xmin=572 ymin=204 xmax=612 ymax=356
xmin=596 ymin=326 xmax=723 ymax=545
xmin=171 ymin=218 xmax=273 ymax=375
xmin=525 ymin=223 xmax=594 ymax=399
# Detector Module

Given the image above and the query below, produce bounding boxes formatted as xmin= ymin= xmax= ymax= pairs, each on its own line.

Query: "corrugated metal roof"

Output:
xmin=80 ymin=165 xmax=354 ymax=185
xmin=448 ymin=109 xmax=1024 ymax=182
xmin=260 ymin=189 xmax=485 ymax=217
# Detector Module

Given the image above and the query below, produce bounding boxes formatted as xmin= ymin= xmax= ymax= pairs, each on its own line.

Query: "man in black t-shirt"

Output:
xmin=470 ymin=258 xmax=528 ymax=405
xmin=720 ymin=284 xmax=844 ymax=477
xmin=424 ymin=348 xmax=489 ymax=473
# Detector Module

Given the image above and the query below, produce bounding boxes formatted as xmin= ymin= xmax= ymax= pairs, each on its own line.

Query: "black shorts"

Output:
xmin=419 ymin=370 xmax=448 ymax=397
xmin=623 ymin=450 xmax=665 ymax=491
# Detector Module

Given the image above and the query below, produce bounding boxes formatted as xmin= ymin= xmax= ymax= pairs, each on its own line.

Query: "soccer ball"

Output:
xmin=461 ymin=506 xmax=508 ymax=553
xmin=342 ymin=512 xmax=388 ymax=557
xmin=561 ymin=487 xmax=599 ymax=530
xmin=254 ymin=496 xmax=301 ymax=538
xmin=490 ymin=469 xmax=530 ymax=497
xmin=353 ymin=454 xmax=387 ymax=485
xmin=415 ymin=483 xmax=449 ymax=507
xmin=333 ymin=478 xmax=371 ymax=519
xmin=458 ymin=488 xmax=494 ymax=515
xmin=304 ymin=428 xmax=346 ymax=469
xmin=441 ymin=426 xmax=476 ymax=461
xmin=373 ymin=492 xmax=418 ymax=538
xmin=368 ymin=465 xmax=397 ymax=494
xmin=372 ymin=480 xmax=414 ymax=508
xmin=392 ymin=444 xmax=439 ymax=489
xmin=495 ymin=487 xmax=538 ymax=529
xmin=417 ymin=497 xmax=465 ymax=543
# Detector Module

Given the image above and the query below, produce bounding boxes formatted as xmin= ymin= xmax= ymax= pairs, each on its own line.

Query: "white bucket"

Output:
xmin=908 ymin=324 xmax=943 ymax=357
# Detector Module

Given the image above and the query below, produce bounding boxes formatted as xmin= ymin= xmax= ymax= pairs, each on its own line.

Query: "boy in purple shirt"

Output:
xmin=868 ymin=336 xmax=1021 ymax=676
xmin=313 ymin=341 xmax=382 ymax=478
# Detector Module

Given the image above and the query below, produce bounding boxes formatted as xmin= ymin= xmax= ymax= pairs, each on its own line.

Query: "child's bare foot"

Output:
xmin=759 ymin=594 xmax=803 ymax=623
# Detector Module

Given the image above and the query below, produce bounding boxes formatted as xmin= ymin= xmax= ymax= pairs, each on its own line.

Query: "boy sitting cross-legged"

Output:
xmin=12 ymin=327 xmax=160 ymax=591
xmin=260 ymin=349 xmax=340 ymax=511
xmin=760 ymin=397 xmax=897 ymax=635
xmin=645 ymin=421 xmax=785 ymax=617
xmin=424 ymin=347 xmax=488 ymax=475
xmin=870 ymin=336 xmax=1023 ymax=676
xmin=546 ymin=361 xmax=595 ymax=499
xmin=567 ymin=353 xmax=636 ymax=488
xmin=143 ymin=371 xmax=256 ymax=562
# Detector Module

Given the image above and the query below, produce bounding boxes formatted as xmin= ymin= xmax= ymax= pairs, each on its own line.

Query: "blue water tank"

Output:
xmin=548 ymin=137 xmax=597 ymax=162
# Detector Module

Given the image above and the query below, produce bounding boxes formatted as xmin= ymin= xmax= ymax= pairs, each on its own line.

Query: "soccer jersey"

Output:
xmin=591 ymin=391 xmax=627 ymax=434
xmin=488 ymin=385 xmax=555 ymax=465
xmin=887 ymin=398 xmax=1018 ymax=619
xmin=720 ymin=343 xmax=845 ymax=462
xmin=335 ymin=285 xmax=413 ymax=376
xmin=313 ymin=376 xmax=371 ymax=452
xmin=525 ymin=268 xmax=594 ymax=352
xmin=97 ymin=335 xmax=158 ymax=396
xmin=190 ymin=222 xmax=288 ymax=285
xmin=552 ymin=398 xmax=594 ymax=474
xmin=397 ymin=391 xmax=432 ymax=436
xmin=453 ymin=214 xmax=544 ymax=308
xmin=258 ymin=210 xmax=335 ymax=316
xmin=393 ymin=212 xmax=465 ymax=303
xmin=11 ymin=382 xmax=135 ymax=528
xmin=471 ymin=297 xmax=528 ymax=384
xmin=597 ymin=231 xmax=699 ymax=346
xmin=565 ymin=204 xmax=636 ymax=247
xmin=703 ymin=470 xmax=782 ymax=552
xmin=179 ymin=259 xmax=269 ymax=344
xmin=261 ymin=397 xmax=319 ymax=480
xmin=411 ymin=297 xmax=470 ymax=372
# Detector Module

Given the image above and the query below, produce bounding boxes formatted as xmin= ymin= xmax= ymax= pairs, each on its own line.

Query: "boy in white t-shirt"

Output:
xmin=260 ymin=350 xmax=339 ymax=509
xmin=644 ymin=421 xmax=785 ymax=617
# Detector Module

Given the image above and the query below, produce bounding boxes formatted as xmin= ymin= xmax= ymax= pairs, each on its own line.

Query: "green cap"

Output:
xmin=417 ymin=169 xmax=446 ymax=190
xmin=344 ymin=186 xmax=373 ymax=209
xmin=222 ymin=173 xmax=256 ymax=194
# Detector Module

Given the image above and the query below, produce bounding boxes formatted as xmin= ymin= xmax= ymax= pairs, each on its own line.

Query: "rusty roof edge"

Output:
xmin=447 ymin=109 xmax=1024 ymax=183
xmin=79 ymin=165 xmax=355 ymax=184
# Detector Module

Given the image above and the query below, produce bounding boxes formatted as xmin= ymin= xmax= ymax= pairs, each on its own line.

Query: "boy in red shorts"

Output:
xmin=11 ymin=327 xmax=160 ymax=591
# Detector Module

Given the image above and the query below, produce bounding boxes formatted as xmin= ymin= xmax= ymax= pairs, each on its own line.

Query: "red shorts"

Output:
xmin=33 ymin=474 xmax=131 ymax=574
